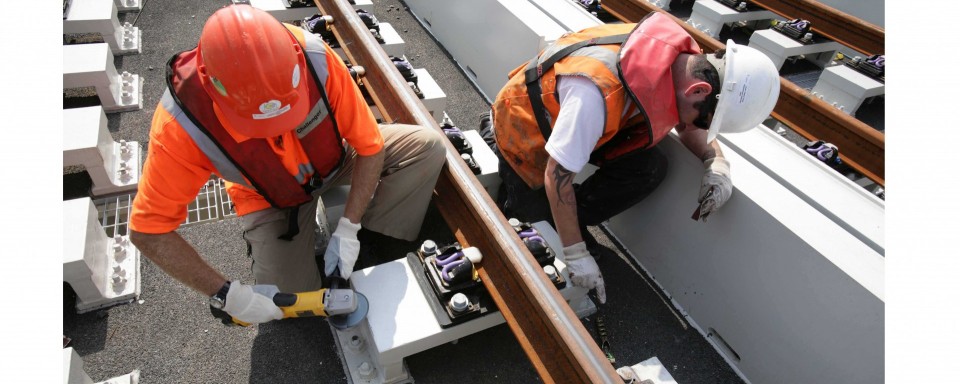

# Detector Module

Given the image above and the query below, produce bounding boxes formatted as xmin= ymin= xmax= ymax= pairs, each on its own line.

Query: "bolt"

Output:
xmin=543 ymin=265 xmax=558 ymax=281
xmin=347 ymin=334 xmax=366 ymax=352
xmin=113 ymin=266 xmax=126 ymax=277
xmin=508 ymin=218 xmax=521 ymax=227
xmin=358 ymin=361 xmax=376 ymax=380
xmin=121 ymin=91 xmax=133 ymax=104
xmin=449 ymin=293 xmax=469 ymax=313
xmin=420 ymin=239 xmax=437 ymax=256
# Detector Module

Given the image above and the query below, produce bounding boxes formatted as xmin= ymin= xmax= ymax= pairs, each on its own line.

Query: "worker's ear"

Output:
xmin=683 ymin=81 xmax=712 ymax=99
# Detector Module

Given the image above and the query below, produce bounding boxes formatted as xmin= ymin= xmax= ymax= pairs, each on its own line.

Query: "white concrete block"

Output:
xmin=370 ymin=68 xmax=446 ymax=122
xmin=64 ymin=197 xmax=141 ymax=313
xmin=646 ymin=0 xmax=672 ymax=12
xmin=605 ymin=133 xmax=883 ymax=384
xmin=336 ymin=258 xmax=506 ymax=383
xmin=811 ymin=65 xmax=885 ymax=116
xmin=527 ymin=0 xmax=602 ymax=32
xmin=64 ymin=0 xmax=141 ymax=55
xmin=748 ymin=28 xmax=844 ymax=70
xmin=686 ymin=0 xmax=777 ymax=39
xmin=462 ymin=130 xmax=501 ymax=201
xmin=113 ymin=0 xmax=141 ymax=13
xmin=63 ymin=106 xmax=142 ymax=196
xmin=63 ymin=347 xmax=94 ymax=384
xmin=248 ymin=0 xmax=318 ymax=21
xmin=616 ymin=356 xmax=678 ymax=384
xmin=64 ymin=347 xmax=141 ymax=384
xmin=246 ymin=0 xmax=375 ymax=21
xmin=63 ymin=43 xmax=143 ymax=112
xmin=333 ymin=23 xmax=405 ymax=59
xmin=404 ymin=0 xmax=569 ymax=101
xmin=719 ymin=126 xmax=884 ymax=252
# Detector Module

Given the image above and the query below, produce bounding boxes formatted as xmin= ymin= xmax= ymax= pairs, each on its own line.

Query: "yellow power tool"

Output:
xmin=217 ymin=287 xmax=369 ymax=329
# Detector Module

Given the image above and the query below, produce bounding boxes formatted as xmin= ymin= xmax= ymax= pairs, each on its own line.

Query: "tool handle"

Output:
xmin=275 ymin=290 xmax=327 ymax=319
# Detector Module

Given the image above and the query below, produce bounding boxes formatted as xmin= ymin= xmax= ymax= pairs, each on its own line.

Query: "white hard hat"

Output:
xmin=704 ymin=40 xmax=781 ymax=143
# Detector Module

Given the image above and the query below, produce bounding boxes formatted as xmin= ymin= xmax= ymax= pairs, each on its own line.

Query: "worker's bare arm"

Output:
xmin=544 ymin=157 xmax=583 ymax=247
xmin=130 ymin=230 xmax=227 ymax=296
xmin=342 ymin=148 xmax=386 ymax=224
xmin=677 ymin=124 xmax=723 ymax=161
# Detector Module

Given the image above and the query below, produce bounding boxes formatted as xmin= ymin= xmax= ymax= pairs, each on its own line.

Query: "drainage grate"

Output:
xmin=94 ymin=193 xmax=133 ymax=238
xmin=93 ymin=177 xmax=237 ymax=234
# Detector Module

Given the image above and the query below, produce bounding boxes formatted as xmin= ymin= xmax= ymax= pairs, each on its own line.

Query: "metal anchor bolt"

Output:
xmin=347 ymin=334 xmax=366 ymax=352
xmin=358 ymin=361 xmax=376 ymax=380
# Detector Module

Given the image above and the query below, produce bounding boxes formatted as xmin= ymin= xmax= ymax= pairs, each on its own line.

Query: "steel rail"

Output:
xmin=749 ymin=0 xmax=884 ymax=56
xmin=313 ymin=0 xmax=623 ymax=382
xmin=602 ymin=0 xmax=884 ymax=186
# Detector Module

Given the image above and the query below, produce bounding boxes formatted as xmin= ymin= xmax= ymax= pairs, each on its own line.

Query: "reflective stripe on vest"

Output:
xmin=160 ymin=89 xmax=253 ymax=190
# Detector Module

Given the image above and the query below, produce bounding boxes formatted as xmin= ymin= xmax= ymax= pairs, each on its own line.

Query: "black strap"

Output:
xmin=277 ymin=206 xmax=301 ymax=241
xmin=524 ymin=34 xmax=630 ymax=141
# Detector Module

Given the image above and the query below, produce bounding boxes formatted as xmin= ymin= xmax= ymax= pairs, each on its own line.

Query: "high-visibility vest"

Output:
xmin=160 ymin=25 xmax=344 ymax=209
xmin=492 ymin=13 xmax=701 ymax=188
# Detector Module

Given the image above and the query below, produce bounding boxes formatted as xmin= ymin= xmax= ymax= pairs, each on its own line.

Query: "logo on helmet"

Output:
xmin=292 ymin=64 xmax=301 ymax=89
xmin=210 ymin=77 xmax=228 ymax=97
xmin=252 ymin=99 xmax=291 ymax=120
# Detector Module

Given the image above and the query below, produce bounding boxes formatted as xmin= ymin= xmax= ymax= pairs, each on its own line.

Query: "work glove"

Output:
xmin=563 ymin=242 xmax=607 ymax=304
xmin=324 ymin=217 xmax=362 ymax=279
xmin=223 ymin=282 xmax=284 ymax=325
xmin=698 ymin=157 xmax=733 ymax=219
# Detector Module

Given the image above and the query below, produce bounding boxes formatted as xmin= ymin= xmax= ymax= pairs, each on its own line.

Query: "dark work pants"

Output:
xmin=479 ymin=113 xmax=668 ymax=227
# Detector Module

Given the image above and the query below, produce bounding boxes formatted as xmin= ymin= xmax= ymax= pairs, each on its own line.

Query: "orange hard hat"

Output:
xmin=197 ymin=4 xmax=310 ymax=138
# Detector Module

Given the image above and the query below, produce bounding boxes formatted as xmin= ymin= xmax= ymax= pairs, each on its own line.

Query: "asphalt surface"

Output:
xmin=63 ymin=1 xmax=742 ymax=383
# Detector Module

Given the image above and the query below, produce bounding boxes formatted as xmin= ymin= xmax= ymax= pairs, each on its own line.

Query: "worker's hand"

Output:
xmin=324 ymin=217 xmax=362 ymax=279
xmin=222 ymin=282 xmax=283 ymax=324
xmin=699 ymin=157 xmax=732 ymax=217
xmin=563 ymin=242 xmax=607 ymax=304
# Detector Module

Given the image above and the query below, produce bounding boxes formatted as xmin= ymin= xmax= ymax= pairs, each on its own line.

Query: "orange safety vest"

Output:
xmin=492 ymin=13 xmax=701 ymax=188
xmin=161 ymin=27 xmax=345 ymax=209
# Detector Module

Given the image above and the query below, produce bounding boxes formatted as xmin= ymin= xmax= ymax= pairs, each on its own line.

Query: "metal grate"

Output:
xmin=182 ymin=177 xmax=236 ymax=227
xmin=94 ymin=194 xmax=133 ymax=238
xmin=93 ymin=177 xmax=237 ymax=233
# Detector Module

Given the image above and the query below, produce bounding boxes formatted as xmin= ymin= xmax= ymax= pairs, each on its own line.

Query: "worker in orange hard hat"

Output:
xmin=481 ymin=13 xmax=780 ymax=304
xmin=129 ymin=4 xmax=446 ymax=325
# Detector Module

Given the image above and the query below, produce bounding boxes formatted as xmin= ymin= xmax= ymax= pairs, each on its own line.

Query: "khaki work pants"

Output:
xmin=239 ymin=124 xmax=446 ymax=292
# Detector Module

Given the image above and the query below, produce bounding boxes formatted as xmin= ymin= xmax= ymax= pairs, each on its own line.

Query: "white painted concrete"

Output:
xmin=748 ymin=29 xmax=844 ymax=70
xmin=63 ymin=106 xmax=141 ymax=196
xmin=113 ymin=0 xmax=141 ymax=13
xmin=63 ymin=197 xmax=141 ymax=313
xmin=247 ymin=0 xmax=374 ymax=21
xmin=333 ymin=23 xmax=406 ymax=61
xmin=63 ymin=43 xmax=142 ymax=112
xmin=811 ymin=64 xmax=884 ymax=116
xmin=404 ymin=0 xmax=571 ymax=102
xmin=370 ymin=68 xmax=446 ymax=122
xmin=606 ymin=133 xmax=884 ymax=384
xmin=64 ymin=0 xmax=141 ymax=55
xmin=462 ymin=130 xmax=501 ymax=201
xmin=686 ymin=0 xmax=777 ymax=39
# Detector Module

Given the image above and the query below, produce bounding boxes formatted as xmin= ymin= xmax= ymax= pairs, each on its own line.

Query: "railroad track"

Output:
xmin=603 ymin=0 xmax=885 ymax=186
xmin=315 ymin=0 xmax=623 ymax=382
xmin=314 ymin=0 xmax=884 ymax=382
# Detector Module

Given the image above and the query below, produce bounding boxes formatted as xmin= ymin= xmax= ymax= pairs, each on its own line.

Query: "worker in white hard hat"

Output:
xmin=481 ymin=12 xmax=780 ymax=303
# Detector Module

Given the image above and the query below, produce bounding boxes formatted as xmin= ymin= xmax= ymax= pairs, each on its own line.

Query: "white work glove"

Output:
xmin=563 ymin=242 xmax=607 ymax=304
xmin=698 ymin=157 xmax=733 ymax=218
xmin=223 ymin=282 xmax=283 ymax=324
xmin=324 ymin=217 xmax=362 ymax=279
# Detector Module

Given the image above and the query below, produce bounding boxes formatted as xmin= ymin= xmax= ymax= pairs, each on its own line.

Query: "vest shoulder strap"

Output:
xmin=523 ymin=34 xmax=630 ymax=141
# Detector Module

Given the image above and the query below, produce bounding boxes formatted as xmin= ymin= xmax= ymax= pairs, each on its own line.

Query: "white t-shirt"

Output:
xmin=544 ymin=75 xmax=638 ymax=173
